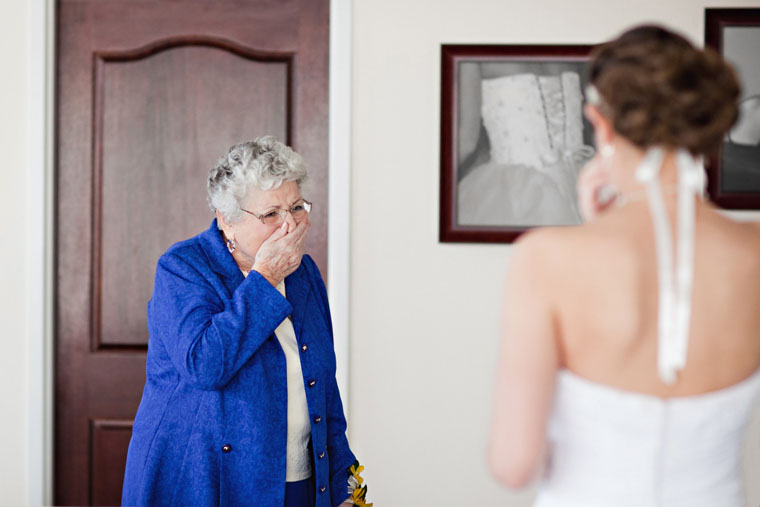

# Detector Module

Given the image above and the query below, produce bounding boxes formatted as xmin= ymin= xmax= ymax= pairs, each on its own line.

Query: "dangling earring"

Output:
xmin=596 ymin=143 xmax=620 ymax=208
xmin=226 ymin=238 xmax=236 ymax=253
xmin=599 ymin=143 xmax=617 ymax=174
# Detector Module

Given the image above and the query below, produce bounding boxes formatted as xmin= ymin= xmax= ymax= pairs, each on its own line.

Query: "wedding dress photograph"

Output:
xmin=456 ymin=62 xmax=594 ymax=227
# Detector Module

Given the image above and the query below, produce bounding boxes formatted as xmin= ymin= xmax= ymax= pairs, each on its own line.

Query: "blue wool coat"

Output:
xmin=122 ymin=220 xmax=355 ymax=507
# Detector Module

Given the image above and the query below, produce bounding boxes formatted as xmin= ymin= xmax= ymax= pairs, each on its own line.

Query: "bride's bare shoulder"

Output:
xmin=512 ymin=225 xmax=569 ymax=252
xmin=514 ymin=219 xmax=611 ymax=250
xmin=707 ymin=210 xmax=760 ymax=265
xmin=702 ymin=205 xmax=760 ymax=244
xmin=741 ymin=216 xmax=760 ymax=237
xmin=510 ymin=225 xmax=592 ymax=269
xmin=510 ymin=215 xmax=640 ymax=280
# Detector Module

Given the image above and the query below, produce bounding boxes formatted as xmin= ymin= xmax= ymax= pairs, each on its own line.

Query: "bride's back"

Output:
xmin=553 ymin=200 xmax=760 ymax=396
xmin=490 ymin=24 xmax=760 ymax=507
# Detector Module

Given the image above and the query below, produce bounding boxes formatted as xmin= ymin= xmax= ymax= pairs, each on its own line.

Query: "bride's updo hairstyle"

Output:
xmin=588 ymin=25 xmax=740 ymax=157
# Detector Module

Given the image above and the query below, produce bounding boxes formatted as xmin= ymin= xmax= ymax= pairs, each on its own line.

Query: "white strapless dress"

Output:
xmin=534 ymin=368 xmax=760 ymax=507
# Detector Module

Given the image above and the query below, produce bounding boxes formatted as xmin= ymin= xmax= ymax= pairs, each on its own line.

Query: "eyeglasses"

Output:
xmin=240 ymin=199 xmax=312 ymax=226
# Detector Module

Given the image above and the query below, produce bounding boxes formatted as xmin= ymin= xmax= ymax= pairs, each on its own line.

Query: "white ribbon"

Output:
xmin=634 ymin=147 xmax=705 ymax=384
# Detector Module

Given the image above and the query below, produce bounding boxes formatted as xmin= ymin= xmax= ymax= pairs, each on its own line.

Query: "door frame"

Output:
xmin=28 ymin=0 xmax=353 ymax=502
xmin=26 ymin=0 xmax=55 ymax=504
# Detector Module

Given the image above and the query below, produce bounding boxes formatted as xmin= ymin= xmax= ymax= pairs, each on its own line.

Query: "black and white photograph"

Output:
xmin=440 ymin=45 xmax=595 ymax=243
xmin=719 ymin=21 xmax=760 ymax=192
xmin=706 ymin=8 xmax=760 ymax=208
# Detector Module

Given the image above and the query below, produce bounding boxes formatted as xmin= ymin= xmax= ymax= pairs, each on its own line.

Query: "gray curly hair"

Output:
xmin=207 ymin=136 xmax=308 ymax=228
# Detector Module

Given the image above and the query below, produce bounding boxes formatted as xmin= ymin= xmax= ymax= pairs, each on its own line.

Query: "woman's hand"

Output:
xmin=577 ymin=155 xmax=617 ymax=222
xmin=251 ymin=218 xmax=310 ymax=286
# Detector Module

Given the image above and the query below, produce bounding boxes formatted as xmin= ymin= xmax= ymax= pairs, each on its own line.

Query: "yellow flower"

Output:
xmin=347 ymin=461 xmax=371 ymax=506
xmin=351 ymin=492 xmax=373 ymax=507
xmin=349 ymin=464 xmax=365 ymax=487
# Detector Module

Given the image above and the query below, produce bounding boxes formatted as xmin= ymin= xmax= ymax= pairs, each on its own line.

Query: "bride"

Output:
xmin=489 ymin=25 xmax=760 ymax=506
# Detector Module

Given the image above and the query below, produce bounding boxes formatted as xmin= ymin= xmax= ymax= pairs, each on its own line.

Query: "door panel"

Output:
xmin=90 ymin=420 xmax=133 ymax=506
xmin=96 ymin=43 xmax=290 ymax=348
xmin=55 ymin=1 xmax=329 ymax=504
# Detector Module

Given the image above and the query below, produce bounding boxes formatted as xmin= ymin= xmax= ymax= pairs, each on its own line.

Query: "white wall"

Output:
xmin=0 ymin=1 xmax=28 ymax=505
xmin=348 ymin=1 xmax=760 ymax=505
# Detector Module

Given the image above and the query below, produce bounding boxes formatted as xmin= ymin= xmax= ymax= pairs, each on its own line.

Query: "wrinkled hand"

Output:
xmin=577 ymin=155 xmax=618 ymax=222
xmin=252 ymin=218 xmax=310 ymax=286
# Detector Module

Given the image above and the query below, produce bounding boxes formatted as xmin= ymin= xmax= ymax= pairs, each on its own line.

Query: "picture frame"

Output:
xmin=705 ymin=8 xmax=760 ymax=209
xmin=439 ymin=44 xmax=595 ymax=243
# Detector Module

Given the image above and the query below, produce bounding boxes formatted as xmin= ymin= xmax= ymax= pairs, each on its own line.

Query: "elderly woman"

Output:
xmin=122 ymin=136 xmax=364 ymax=507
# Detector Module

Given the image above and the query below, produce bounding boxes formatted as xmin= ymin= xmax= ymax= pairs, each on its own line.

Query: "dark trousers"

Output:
xmin=284 ymin=475 xmax=315 ymax=507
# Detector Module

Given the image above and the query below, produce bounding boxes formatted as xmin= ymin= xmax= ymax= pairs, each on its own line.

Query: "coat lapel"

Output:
xmin=285 ymin=263 xmax=312 ymax=340
xmin=199 ymin=219 xmax=246 ymax=288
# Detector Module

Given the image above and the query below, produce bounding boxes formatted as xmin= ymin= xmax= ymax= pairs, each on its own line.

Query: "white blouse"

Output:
xmin=242 ymin=269 xmax=312 ymax=481
xmin=273 ymin=281 xmax=313 ymax=481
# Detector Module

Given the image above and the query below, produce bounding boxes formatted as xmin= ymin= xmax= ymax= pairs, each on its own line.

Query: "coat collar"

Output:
xmin=198 ymin=219 xmax=312 ymax=336
xmin=199 ymin=219 xmax=245 ymax=285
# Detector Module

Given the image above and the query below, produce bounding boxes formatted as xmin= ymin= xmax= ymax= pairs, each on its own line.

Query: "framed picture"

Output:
xmin=705 ymin=8 xmax=760 ymax=209
xmin=440 ymin=44 xmax=596 ymax=243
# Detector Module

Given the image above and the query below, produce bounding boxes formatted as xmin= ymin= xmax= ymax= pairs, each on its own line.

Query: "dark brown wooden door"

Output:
xmin=55 ymin=1 xmax=329 ymax=504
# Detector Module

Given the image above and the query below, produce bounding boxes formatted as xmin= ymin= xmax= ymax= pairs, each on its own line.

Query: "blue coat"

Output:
xmin=122 ymin=220 xmax=356 ymax=507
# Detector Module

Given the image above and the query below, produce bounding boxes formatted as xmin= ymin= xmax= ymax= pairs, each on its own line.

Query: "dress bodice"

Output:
xmin=480 ymin=72 xmax=586 ymax=170
xmin=463 ymin=71 xmax=591 ymax=226
xmin=535 ymin=369 xmax=760 ymax=507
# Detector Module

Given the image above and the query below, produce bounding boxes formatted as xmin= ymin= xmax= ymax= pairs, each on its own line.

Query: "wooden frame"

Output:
xmin=440 ymin=44 xmax=595 ymax=243
xmin=705 ymin=8 xmax=760 ymax=209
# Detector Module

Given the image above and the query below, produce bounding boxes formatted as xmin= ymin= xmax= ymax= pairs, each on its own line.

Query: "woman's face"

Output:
xmin=218 ymin=180 xmax=308 ymax=269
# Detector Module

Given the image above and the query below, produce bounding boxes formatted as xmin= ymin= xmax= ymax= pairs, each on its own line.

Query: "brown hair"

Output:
xmin=589 ymin=25 xmax=740 ymax=157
